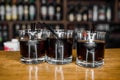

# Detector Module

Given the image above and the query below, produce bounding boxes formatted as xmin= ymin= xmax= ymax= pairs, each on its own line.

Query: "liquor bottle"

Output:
xmin=18 ymin=4 xmax=24 ymax=20
xmin=76 ymin=6 xmax=82 ymax=22
xmin=24 ymin=0 xmax=29 ymax=3
xmin=68 ymin=5 xmax=75 ymax=22
xmin=41 ymin=3 xmax=47 ymax=20
xmin=29 ymin=3 xmax=36 ymax=20
xmin=0 ymin=0 xmax=4 ymax=3
xmin=14 ymin=24 xmax=21 ymax=37
xmin=56 ymin=4 xmax=61 ymax=20
xmin=3 ymin=24 xmax=8 ymax=41
xmin=6 ymin=3 xmax=11 ymax=21
xmin=0 ymin=4 xmax=5 ymax=21
xmin=106 ymin=6 xmax=111 ymax=21
xmin=93 ymin=5 xmax=98 ymax=21
xmin=24 ymin=4 xmax=29 ymax=20
xmin=41 ymin=0 xmax=47 ymax=4
xmin=82 ymin=7 xmax=88 ymax=21
xmin=56 ymin=0 xmax=62 ymax=20
xmin=12 ymin=4 xmax=17 ymax=20
xmin=88 ymin=6 xmax=93 ymax=21
xmin=98 ymin=5 xmax=106 ymax=21
xmin=48 ymin=0 xmax=55 ymax=20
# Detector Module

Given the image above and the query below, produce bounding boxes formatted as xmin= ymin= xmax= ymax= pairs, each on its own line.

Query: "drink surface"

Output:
xmin=46 ymin=38 xmax=73 ymax=58
xmin=20 ymin=40 xmax=46 ymax=58
xmin=77 ymin=40 xmax=105 ymax=62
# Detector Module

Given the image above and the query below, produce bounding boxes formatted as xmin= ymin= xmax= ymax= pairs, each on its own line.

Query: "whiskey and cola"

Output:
xmin=19 ymin=23 xmax=106 ymax=68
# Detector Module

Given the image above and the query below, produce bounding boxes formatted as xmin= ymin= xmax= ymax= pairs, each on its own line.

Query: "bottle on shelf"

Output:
xmin=48 ymin=0 xmax=55 ymax=20
xmin=41 ymin=2 xmax=47 ymax=20
xmin=18 ymin=3 xmax=24 ymax=20
xmin=76 ymin=6 xmax=82 ymax=22
xmin=0 ymin=4 xmax=5 ymax=21
xmin=23 ymin=4 xmax=29 ymax=20
xmin=88 ymin=6 xmax=93 ymax=21
xmin=12 ymin=4 xmax=17 ymax=20
xmin=55 ymin=4 xmax=62 ymax=20
xmin=98 ymin=5 xmax=106 ymax=21
xmin=82 ymin=7 xmax=88 ymax=21
xmin=93 ymin=5 xmax=98 ymax=22
xmin=5 ymin=3 xmax=11 ymax=21
xmin=68 ymin=5 xmax=75 ymax=22
xmin=106 ymin=6 xmax=111 ymax=21
xmin=29 ymin=3 xmax=36 ymax=20
xmin=41 ymin=0 xmax=47 ymax=4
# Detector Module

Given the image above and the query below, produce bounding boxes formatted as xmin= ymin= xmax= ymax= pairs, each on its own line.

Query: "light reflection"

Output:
xmin=54 ymin=66 xmax=64 ymax=80
xmin=28 ymin=65 xmax=38 ymax=80
xmin=85 ymin=69 xmax=94 ymax=80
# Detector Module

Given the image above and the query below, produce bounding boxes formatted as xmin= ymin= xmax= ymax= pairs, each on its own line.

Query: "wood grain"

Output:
xmin=0 ymin=49 xmax=120 ymax=80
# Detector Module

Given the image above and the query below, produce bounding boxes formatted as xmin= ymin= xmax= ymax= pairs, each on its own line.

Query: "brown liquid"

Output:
xmin=46 ymin=38 xmax=73 ymax=58
xmin=20 ymin=40 xmax=46 ymax=58
xmin=77 ymin=40 xmax=105 ymax=62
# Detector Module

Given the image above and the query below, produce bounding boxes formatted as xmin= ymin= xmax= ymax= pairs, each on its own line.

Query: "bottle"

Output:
xmin=41 ymin=3 xmax=47 ymax=20
xmin=18 ymin=4 xmax=24 ymax=20
xmin=29 ymin=3 xmax=36 ymax=20
xmin=24 ymin=4 xmax=29 ymax=20
xmin=6 ymin=3 xmax=11 ymax=21
xmin=93 ymin=5 xmax=98 ymax=21
xmin=24 ymin=0 xmax=29 ymax=3
xmin=48 ymin=0 xmax=55 ymax=20
xmin=41 ymin=0 xmax=47 ymax=4
xmin=88 ymin=6 xmax=93 ymax=21
xmin=12 ymin=4 xmax=17 ymax=20
xmin=56 ymin=0 xmax=62 ymax=20
xmin=14 ymin=24 xmax=21 ymax=37
xmin=68 ymin=5 xmax=75 ymax=22
xmin=106 ymin=6 xmax=111 ymax=21
xmin=98 ymin=5 xmax=106 ymax=21
xmin=82 ymin=7 xmax=88 ymax=21
xmin=76 ymin=6 xmax=82 ymax=22
xmin=0 ymin=4 xmax=5 ymax=21
xmin=56 ymin=4 xmax=61 ymax=20
xmin=3 ymin=24 xmax=8 ymax=41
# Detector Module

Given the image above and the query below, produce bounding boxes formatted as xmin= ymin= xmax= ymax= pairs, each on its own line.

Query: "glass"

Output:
xmin=76 ymin=30 xmax=106 ymax=68
xmin=46 ymin=29 xmax=73 ymax=64
xmin=19 ymin=29 xmax=46 ymax=64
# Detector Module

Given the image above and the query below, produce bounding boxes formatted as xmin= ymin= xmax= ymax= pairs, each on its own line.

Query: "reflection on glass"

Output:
xmin=28 ymin=65 xmax=38 ymax=80
xmin=85 ymin=69 xmax=94 ymax=80
xmin=54 ymin=66 xmax=64 ymax=80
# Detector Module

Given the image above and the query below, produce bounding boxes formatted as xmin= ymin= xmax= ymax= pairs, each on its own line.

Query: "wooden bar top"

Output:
xmin=0 ymin=48 xmax=120 ymax=80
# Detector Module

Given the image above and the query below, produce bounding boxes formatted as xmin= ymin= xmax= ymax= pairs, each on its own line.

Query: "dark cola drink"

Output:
xmin=46 ymin=38 xmax=73 ymax=64
xmin=76 ymin=40 xmax=105 ymax=67
xmin=20 ymin=40 xmax=46 ymax=64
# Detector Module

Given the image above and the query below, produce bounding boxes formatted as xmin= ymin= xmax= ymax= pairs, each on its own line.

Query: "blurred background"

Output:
xmin=0 ymin=0 xmax=120 ymax=50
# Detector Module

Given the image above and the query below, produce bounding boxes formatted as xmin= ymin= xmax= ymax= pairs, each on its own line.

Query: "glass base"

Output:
xmin=46 ymin=56 xmax=72 ymax=65
xmin=76 ymin=58 xmax=104 ymax=68
xmin=20 ymin=56 xmax=45 ymax=64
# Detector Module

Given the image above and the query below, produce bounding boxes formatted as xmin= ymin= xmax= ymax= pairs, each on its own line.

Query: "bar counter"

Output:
xmin=0 ymin=48 xmax=120 ymax=80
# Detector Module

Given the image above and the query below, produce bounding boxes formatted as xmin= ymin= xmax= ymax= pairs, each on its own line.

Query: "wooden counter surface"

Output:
xmin=0 ymin=49 xmax=120 ymax=80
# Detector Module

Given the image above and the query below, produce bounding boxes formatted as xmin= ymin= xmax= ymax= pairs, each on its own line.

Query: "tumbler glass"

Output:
xmin=46 ymin=29 xmax=73 ymax=64
xmin=76 ymin=30 xmax=106 ymax=68
xmin=19 ymin=29 xmax=46 ymax=64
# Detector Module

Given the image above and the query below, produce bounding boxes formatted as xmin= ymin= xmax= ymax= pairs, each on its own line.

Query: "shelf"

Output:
xmin=67 ymin=0 xmax=107 ymax=5
xmin=66 ymin=21 xmax=91 ymax=24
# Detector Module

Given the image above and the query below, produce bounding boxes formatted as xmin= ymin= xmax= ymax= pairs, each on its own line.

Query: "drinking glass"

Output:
xmin=76 ymin=30 xmax=106 ymax=68
xmin=46 ymin=29 xmax=73 ymax=64
xmin=19 ymin=29 xmax=46 ymax=64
